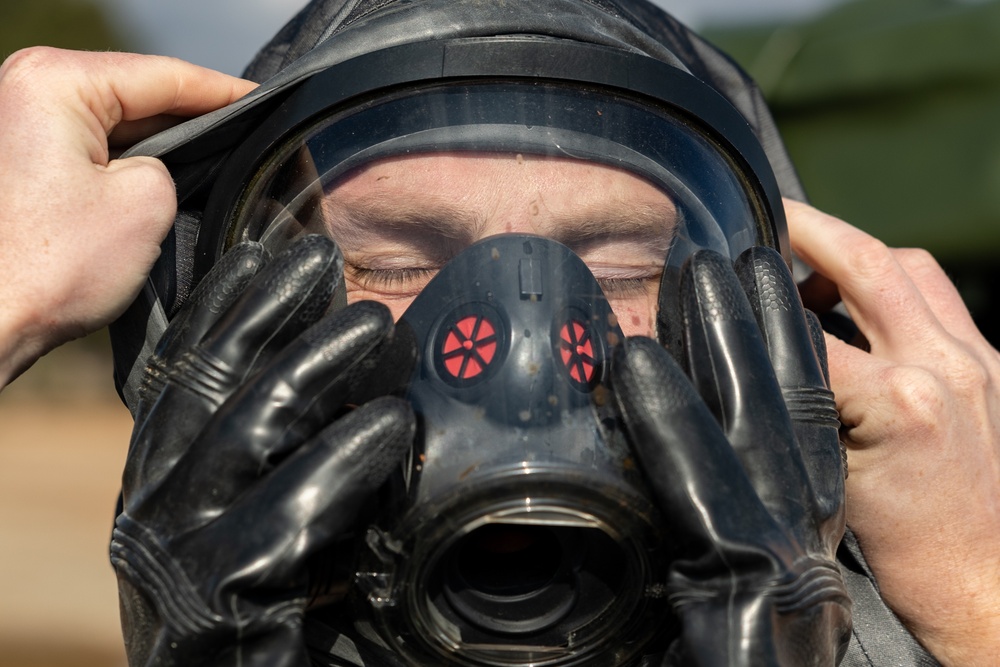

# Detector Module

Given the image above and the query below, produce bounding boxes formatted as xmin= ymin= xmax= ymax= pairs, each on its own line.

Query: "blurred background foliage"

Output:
xmin=0 ymin=9 xmax=131 ymax=667
xmin=706 ymin=0 xmax=1000 ymax=343
xmin=0 ymin=0 xmax=129 ymax=56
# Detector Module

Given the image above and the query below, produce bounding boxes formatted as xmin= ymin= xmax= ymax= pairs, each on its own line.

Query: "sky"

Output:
xmin=96 ymin=0 xmax=848 ymax=76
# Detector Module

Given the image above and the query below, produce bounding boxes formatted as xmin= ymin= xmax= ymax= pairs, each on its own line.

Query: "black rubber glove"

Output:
xmin=111 ymin=235 xmax=416 ymax=667
xmin=617 ymin=247 xmax=851 ymax=666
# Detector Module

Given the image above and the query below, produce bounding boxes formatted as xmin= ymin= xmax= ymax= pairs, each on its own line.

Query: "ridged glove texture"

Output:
xmin=111 ymin=235 xmax=416 ymax=667
xmin=619 ymin=247 xmax=852 ymax=666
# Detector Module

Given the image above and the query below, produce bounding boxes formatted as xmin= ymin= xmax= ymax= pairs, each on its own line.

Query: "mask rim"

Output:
xmin=195 ymin=36 xmax=787 ymax=291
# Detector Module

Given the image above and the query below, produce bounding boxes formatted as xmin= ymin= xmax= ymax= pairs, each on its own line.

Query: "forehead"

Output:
xmin=330 ymin=152 xmax=670 ymax=204
xmin=322 ymin=152 xmax=678 ymax=247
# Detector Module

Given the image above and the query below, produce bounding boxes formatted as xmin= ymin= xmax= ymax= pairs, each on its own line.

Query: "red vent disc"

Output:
xmin=559 ymin=320 xmax=596 ymax=384
xmin=441 ymin=315 xmax=498 ymax=380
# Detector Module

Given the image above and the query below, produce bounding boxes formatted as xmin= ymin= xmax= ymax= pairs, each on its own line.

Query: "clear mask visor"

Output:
xmin=226 ymin=81 xmax=768 ymax=338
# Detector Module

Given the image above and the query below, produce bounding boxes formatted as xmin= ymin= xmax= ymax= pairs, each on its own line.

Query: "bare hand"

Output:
xmin=786 ymin=198 xmax=1000 ymax=666
xmin=0 ymin=47 xmax=256 ymax=387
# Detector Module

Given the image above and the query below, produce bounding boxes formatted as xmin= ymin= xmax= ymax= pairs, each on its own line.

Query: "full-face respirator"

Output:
xmin=112 ymin=34 xmax=789 ymax=667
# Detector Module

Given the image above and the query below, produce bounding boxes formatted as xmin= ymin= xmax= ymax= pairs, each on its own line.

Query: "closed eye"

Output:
xmin=350 ymin=266 xmax=437 ymax=291
xmin=597 ymin=277 xmax=653 ymax=299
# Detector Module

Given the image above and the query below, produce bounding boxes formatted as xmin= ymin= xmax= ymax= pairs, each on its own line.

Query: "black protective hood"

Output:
xmin=243 ymin=0 xmax=802 ymax=200
xmin=133 ymin=0 xmax=803 ymax=192
xmin=112 ymin=0 xmax=806 ymax=410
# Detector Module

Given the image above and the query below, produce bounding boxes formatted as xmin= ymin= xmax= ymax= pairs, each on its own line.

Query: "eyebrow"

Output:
xmin=322 ymin=188 xmax=678 ymax=259
xmin=538 ymin=200 xmax=677 ymax=257
xmin=325 ymin=193 xmax=485 ymax=250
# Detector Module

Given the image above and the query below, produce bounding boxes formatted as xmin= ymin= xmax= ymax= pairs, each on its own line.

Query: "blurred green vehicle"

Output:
xmin=707 ymin=0 xmax=1000 ymax=343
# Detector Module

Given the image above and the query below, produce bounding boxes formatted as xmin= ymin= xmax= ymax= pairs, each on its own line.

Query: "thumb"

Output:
xmin=63 ymin=156 xmax=178 ymax=331
xmin=95 ymin=153 xmax=177 ymax=297
xmin=102 ymin=155 xmax=177 ymax=230
xmin=0 ymin=155 xmax=177 ymax=384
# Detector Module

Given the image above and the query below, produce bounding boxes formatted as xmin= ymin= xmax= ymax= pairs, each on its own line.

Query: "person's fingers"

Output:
xmin=133 ymin=242 xmax=269 ymax=425
xmin=124 ymin=244 xmax=269 ymax=496
xmin=193 ymin=397 xmax=415 ymax=588
xmin=613 ymin=337 xmax=785 ymax=553
xmin=733 ymin=247 xmax=844 ymax=530
xmin=785 ymin=199 xmax=948 ymax=357
xmin=819 ymin=331 xmax=961 ymax=505
xmin=0 ymin=48 xmax=255 ymax=163
xmin=159 ymin=302 xmax=407 ymax=515
xmin=197 ymin=235 xmax=341 ymax=376
xmin=90 ymin=53 xmax=256 ymax=130
xmin=733 ymin=247 xmax=825 ymax=390
xmin=821 ymin=329 xmax=969 ymax=468
xmin=821 ymin=335 xmax=887 ymax=449
xmin=680 ymin=250 xmax=812 ymax=527
xmin=796 ymin=239 xmax=982 ymax=351
xmin=123 ymin=237 xmax=341 ymax=501
xmin=890 ymin=246 xmax=984 ymax=345
xmin=0 ymin=49 xmax=257 ymax=381
xmin=787 ymin=200 xmax=1000 ymax=659
xmin=96 ymin=154 xmax=179 ymax=266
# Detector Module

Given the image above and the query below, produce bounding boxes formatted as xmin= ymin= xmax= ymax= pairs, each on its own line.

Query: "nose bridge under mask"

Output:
xmin=400 ymin=233 xmax=621 ymax=434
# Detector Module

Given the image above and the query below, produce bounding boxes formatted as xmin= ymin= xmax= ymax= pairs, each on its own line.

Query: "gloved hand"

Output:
xmin=111 ymin=234 xmax=416 ymax=667
xmin=617 ymin=247 xmax=852 ymax=666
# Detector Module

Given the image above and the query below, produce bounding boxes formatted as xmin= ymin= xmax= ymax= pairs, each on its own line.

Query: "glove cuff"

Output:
xmin=667 ymin=557 xmax=852 ymax=665
xmin=111 ymin=513 xmax=223 ymax=636
xmin=670 ymin=556 xmax=851 ymax=613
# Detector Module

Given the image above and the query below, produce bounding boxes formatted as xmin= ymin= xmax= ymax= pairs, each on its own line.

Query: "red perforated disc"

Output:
xmin=441 ymin=315 xmax=498 ymax=380
xmin=559 ymin=320 xmax=596 ymax=384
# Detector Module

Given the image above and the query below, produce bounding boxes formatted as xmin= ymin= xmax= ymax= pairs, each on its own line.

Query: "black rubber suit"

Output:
xmin=109 ymin=0 xmax=939 ymax=665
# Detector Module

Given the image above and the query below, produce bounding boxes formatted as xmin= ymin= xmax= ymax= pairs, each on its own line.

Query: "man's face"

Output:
xmin=321 ymin=153 xmax=678 ymax=337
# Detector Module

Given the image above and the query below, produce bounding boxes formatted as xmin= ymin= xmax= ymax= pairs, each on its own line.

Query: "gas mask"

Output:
xmin=113 ymin=31 xmax=789 ymax=667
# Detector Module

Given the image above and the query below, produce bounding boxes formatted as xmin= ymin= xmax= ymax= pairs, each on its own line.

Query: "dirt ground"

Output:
xmin=0 ymin=338 xmax=130 ymax=667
